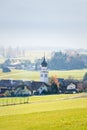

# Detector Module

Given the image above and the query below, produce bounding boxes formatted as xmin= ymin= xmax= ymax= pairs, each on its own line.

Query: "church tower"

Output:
xmin=40 ymin=55 xmax=48 ymax=83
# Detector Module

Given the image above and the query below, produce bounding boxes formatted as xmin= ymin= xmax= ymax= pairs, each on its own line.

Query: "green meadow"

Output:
xmin=0 ymin=69 xmax=87 ymax=80
xmin=0 ymin=69 xmax=87 ymax=129
xmin=0 ymin=93 xmax=87 ymax=130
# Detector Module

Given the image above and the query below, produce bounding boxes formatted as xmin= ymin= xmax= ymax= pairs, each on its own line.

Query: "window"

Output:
xmin=45 ymin=74 xmax=47 ymax=77
xmin=41 ymin=74 xmax=43 ymax=77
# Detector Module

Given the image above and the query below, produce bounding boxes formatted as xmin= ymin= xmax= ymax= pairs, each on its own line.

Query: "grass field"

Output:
xmin=0 ymin=69 xmax=87 ymax=81
xmin=0 ymin=93 xmax=87 ymax=130
xmin=0 ymin=68 xmax=87 ymax=129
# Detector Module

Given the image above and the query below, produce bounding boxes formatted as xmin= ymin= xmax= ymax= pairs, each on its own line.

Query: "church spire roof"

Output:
xmin=41 ymin=54 xmax=47 ymax=67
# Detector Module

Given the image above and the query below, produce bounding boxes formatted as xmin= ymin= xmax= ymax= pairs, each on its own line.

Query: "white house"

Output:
xmin=37 ymin=83 xmax=48 ymax=95
xmin=67 ymin=83 xmax=76 ymax=90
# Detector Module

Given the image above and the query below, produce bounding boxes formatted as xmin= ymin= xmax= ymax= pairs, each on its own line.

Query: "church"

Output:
xmin=40 ymin=55 xmax=48 ymax=83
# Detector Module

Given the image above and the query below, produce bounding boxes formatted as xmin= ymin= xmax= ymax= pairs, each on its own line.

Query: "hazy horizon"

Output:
xmin=0 ymin=0 xmax=87 ymax=49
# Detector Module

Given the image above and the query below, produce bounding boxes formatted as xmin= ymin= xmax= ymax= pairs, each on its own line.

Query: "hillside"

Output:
xmin=0 ymin=93 xmax=87 ymax=130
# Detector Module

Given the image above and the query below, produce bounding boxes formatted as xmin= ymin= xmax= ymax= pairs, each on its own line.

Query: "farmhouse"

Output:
xmin=2 ymin=67 xmax=11 ymax=72
xmin=14 ymin=84 xmax=32 ymax=96
xmin=0 ymin=79 xmax=50 ymax=96
xmin=30 ymin=81 xmax=49 ymax=95
xmin=65 ymin=83 xmax=77 ymax=94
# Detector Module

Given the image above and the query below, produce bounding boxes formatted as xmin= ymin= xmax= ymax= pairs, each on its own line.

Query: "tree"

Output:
xmin=50 ymin=75 xmax=59 ymax=94
xmin=48 ymin=52 xmax=67 ymax=70
xmin=83 ymin=73 xmax=87 ymax=81
xmin=48 ymin=51 xmax=86 ymax=70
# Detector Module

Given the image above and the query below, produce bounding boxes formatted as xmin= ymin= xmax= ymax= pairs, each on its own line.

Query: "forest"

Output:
xmin=47 ymin=51 xmax=87 ymax=70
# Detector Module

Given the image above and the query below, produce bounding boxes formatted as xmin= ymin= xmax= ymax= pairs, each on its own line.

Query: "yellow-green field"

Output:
xmin=0 ymin=68 xmax=87 ymax=129
xmin=0 ymin=69 xmax=87 ymax=81
xmin=0 ymin=93 xmax=87 ymax=130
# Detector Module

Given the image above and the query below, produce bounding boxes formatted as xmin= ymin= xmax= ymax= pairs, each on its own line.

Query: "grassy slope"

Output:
xmin=0 ymin=69 xmax=87 ymax=80
xmin=0 ymin=108 xmax=87 ymax=130
xmin=0 ymin=93 xmax=87 ymax=130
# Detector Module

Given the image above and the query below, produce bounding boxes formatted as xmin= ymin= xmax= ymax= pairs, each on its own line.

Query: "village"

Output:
xmin=0 ymin=0 xmax=87 ymax=129
xmin=0 ymin=55 xmax=87 ymax=98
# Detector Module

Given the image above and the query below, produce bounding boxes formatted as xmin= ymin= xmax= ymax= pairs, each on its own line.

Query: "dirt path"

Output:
xmin=30 ymin=93 xmax=87 ymax=104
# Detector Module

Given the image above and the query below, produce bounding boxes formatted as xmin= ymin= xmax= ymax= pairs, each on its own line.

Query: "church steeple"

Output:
xmin=40 ymin=54 xmax=48 ymax=83
xmin=41 ymin=55 xmax=47 ymax=67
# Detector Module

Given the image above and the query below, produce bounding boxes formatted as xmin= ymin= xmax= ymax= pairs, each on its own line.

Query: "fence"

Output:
xmin=0 ymin=96 xmax=29 ymax=106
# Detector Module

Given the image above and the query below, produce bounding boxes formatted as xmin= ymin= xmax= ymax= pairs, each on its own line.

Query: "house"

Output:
xmin=14 ymin=84 xmax=32 ymax=96
xmin=0 ymin=79 xmax=50 ymax=96
xmin=0 ymin=86 xmax=9 ymax=97
xmin=2 ymin=67 xmax=11 ymax=72
xmin=65 ymin=83 xmax=77 ymax=94
xmin=37 ymin=83 xmax=48 ymax=95
xmin=30 ymin=81 xmax=49 ymax=95
xmin=0 ymin=79 xmax=27 ymax=97
xmin=77 ymin=81 xmax=87 ymax=92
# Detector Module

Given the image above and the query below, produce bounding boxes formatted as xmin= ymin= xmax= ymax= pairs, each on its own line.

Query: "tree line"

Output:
xmin=47 ymin=51 xmax=86 ymax=70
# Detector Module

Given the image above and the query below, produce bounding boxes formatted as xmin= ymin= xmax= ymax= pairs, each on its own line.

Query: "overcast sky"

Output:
xmin=0 ymin=0 xmax=87 ymax=49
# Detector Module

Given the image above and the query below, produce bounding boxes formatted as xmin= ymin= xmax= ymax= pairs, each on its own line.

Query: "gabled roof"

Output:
xmin=30 ymin=81 xmax=49 ymax=91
